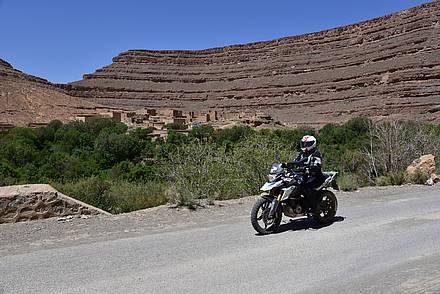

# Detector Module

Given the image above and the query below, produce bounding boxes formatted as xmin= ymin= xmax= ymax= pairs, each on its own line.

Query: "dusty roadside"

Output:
xmin=1 ymin=185 xmax=438 ymax=257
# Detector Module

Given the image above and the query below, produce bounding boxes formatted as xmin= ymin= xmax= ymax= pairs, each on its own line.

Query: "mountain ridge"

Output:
xmin=65 ymin=1 xmax=440 ymax=126
xmin=1 ymin=1 xmax=440 ymax=126
xmin=0 ymin=59 xmax=100 ymax=126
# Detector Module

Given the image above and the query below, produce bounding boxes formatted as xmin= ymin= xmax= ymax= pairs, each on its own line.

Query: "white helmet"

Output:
xmin=300 ymin=135 xmax=316 ymax=152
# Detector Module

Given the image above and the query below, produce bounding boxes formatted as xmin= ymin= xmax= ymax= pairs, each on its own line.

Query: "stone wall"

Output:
xmin=0 ymin=184 xmax=110 ymax=224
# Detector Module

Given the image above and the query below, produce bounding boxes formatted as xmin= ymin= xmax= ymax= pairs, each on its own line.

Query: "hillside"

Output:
xmin=67 ymin=1 xmax=440 ymax=126
xmin=0 ymin=59 xmax=99 ymax=126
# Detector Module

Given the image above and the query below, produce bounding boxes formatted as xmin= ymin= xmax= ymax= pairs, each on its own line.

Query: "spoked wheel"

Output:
xmin=313 ymin=190 xmax=338 ymax=224
xmin=251 ymin=197 xmax=282 ymax=235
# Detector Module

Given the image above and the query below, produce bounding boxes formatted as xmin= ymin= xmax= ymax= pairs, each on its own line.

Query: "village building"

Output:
xmin=73 ymin=107 xmax=278 ymax=140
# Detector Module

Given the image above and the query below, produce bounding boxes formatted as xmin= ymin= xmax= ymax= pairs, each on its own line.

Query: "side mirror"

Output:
xmin=275 ymin=154 xmax=281 ymax=161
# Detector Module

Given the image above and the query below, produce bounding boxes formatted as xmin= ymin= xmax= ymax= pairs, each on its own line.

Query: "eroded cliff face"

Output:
xmin=68 ymin=2 xmax=440 ymax=126
xmin=0 ymin=59 xmax=99 ymax=125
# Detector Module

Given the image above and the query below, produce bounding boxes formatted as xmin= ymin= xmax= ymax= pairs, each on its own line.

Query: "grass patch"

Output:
xmin=106 ymin=181 xmax=168 ymax=213
xmin=53 ymin=177 xmax=168 ymax=213
xmin=337 ymin=174 xmax=359 ymax=191
xmin=376 ymin=175 xmax=391 ymax=186
xmin=376 ymin=172 xmax=406 ymax=186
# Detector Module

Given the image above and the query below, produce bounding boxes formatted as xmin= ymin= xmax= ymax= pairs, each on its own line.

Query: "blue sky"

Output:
xmin=0 ymin=0 xmax=433 ymax=83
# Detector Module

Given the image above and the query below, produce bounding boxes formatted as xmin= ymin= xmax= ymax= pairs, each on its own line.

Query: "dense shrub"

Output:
xmin=337 ymin=174 xmax=359 ymax=191
xmin=94 ymin=131 xmax=141 ymax=167
xmin=0 ymin=140 xmax=37 ymax=166
xmin=376 ymin=175 xmax=392 ymax=187
xmin=111 ymin=161 xmax=160 ymax=182
xmin=405 ymin=170 xmax=430 ymax=185
xmin=375 ymin=172 xmax=406 ymax=186
xmin=164 ymin=135 xmax=292 ymax=207
xmin=105 ymin=181 xmax=168 ymax=213
xmin=0 ymin=161 xmax=18 ymax=186
xmin=53 ymin=177 xmax=112 ymax=210
xmin=54 ymin=177 xmax=168 ymax=213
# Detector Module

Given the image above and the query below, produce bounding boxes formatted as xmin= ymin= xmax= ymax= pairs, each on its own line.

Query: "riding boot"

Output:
xmin=306 ymin=189 xmax=321 ymax=214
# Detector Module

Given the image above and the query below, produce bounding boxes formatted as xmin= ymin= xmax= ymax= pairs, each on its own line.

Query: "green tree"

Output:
xmin=94 ymin=132 xmax=141 ymax=167
xmin=0 ymin=140 xmax=37 ymax=167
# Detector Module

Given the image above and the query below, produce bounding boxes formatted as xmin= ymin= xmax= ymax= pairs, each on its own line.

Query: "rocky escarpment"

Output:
xmin=0 ymin=59 xmax=100 ymax=126
xmin=68 ymin=1 xmax=440 ymax=126
xmin=0 ymin=184 xmax=109 ymax=224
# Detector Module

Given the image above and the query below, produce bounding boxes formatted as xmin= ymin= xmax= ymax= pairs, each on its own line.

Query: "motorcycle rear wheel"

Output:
xmin=251 ymin=197 xmax=282 ymax=235
xmin=313 ymin=190 xmax=338 ymax=224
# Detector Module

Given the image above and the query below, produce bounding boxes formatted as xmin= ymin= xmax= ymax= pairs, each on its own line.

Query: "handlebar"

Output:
xmin=283 ymin=158 xmax=307 ymax=169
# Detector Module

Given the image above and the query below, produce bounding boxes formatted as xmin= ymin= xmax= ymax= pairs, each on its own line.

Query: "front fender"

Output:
xmin=260 ymin=181 xmax=283 ymax=192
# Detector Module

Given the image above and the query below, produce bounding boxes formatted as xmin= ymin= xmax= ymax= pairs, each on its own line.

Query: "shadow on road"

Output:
xmin=273 ymin=216 xmax=345 ymax=234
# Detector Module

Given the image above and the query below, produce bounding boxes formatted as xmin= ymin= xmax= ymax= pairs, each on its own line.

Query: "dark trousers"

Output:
xmin=302 ymin=176 xmax=324 ymax=212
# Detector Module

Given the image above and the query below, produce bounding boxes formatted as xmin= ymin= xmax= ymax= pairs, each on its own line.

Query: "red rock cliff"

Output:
xmin=0 ymin=59 xmax=99 ymax=125
xmin=67 ymin=2 xmax=440 ymax=126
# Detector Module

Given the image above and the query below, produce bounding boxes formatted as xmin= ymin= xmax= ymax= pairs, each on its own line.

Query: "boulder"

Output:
xmin=406 ymin=154 xmax=436 ymax=176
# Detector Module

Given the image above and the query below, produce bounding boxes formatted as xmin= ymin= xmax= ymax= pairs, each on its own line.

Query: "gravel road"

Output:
xmin=1 ymin=185 xmax=440 ymax=294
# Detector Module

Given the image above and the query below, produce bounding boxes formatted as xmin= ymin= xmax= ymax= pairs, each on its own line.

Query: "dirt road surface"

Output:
xmin=1 ymin=185 xmax=440 ymax=293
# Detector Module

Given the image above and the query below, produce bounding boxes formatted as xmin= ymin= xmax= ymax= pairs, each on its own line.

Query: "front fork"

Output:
xmin=268 ymin=193 xmax=283 ymax=218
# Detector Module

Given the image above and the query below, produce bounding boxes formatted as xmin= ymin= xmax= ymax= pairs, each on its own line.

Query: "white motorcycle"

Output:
xmin=251 ymin=161 xmax=338 ymax=235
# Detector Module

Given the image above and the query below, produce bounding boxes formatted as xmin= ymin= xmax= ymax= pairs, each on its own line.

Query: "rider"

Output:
xmin=282 ymin=135 xmax=325 ymax=213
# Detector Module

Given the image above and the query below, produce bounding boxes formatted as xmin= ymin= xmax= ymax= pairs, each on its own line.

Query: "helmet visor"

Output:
xmin=300 ymin=140 xmax=315 ymax=149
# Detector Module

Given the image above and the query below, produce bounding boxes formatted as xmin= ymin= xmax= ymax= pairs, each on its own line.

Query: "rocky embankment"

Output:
xmin=66 ymin=2 xmax=440 ymax=126
xmin=0 ymin=59 xmax=99 ymax=125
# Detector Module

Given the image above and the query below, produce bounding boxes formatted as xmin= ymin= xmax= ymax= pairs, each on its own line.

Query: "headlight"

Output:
xmin=267 ymin=174 xmax=277 ymax=182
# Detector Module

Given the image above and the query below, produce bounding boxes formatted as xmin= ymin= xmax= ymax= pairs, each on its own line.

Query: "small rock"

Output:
xmin=426 ymin=178 xmax=434 ymax=186
xmin=431 ymin=173 xmax=440 ymax=184
xmin=57 ymin=215 xmax=74 ymax=222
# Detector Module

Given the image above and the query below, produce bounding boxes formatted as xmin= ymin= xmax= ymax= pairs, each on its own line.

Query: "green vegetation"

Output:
xmin=1 ymin=117 xmax=439 ymax=212
xmin=376 ymin=172 xmax=406 ymax=186
xmin=337 ymin=174 xmax=359 ymax=192
xmin=405 ymin=170 xmax=430 ymax=185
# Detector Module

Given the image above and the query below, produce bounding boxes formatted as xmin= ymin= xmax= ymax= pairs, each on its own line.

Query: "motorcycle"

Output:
xmin=251 ymin=160 xmax=339 ymax=235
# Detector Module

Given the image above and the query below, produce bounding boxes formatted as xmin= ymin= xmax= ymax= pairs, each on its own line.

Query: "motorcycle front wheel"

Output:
xmin=313 ymin=190 xmax=338 ymax=224
xmin=251 ymin=197 xmax=282 ymax=235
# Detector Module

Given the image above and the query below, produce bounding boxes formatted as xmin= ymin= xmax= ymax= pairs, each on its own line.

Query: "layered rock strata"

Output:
xmin=0 ymin=184 xmax=109 ymax=224
xmin=67 ymin=1 xmax=440 ymax=126
xmin=0 ymin=59 xmax=100 ymax=125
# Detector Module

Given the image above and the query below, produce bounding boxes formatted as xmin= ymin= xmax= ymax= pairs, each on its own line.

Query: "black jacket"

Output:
xmin=295 ymin=149 xmax=323 ymax=176
xmin=286 ymin=149 xmax=324 ymax=179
